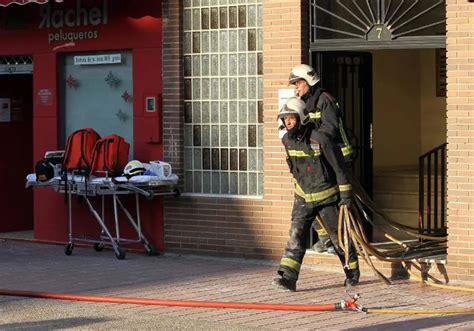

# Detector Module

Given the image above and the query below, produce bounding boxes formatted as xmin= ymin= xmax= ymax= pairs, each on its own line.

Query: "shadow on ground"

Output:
xmin=0 ymin=317 xmax=112 ymax=330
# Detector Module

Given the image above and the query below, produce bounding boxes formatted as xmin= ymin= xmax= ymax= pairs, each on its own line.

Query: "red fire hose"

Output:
xmin=0 ymin=288 xmax=361 ymax=312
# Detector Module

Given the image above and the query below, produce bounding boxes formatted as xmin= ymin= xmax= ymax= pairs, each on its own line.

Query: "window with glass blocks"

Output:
xmin=183 ymin=0 xmax=263 ymax=196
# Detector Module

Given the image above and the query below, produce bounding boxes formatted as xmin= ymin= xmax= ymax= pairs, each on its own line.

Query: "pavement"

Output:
xmin=1 ymin=239 xmax=474 ymax=330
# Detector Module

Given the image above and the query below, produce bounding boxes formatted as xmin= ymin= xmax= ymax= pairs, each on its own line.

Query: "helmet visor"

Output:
xmin=288 ymin=72 xmax=301 ymax=84
xmin=288 ymin=69 xmax=317 ymax=85
xmin=278 ymin=104 xmax=299 ymax=119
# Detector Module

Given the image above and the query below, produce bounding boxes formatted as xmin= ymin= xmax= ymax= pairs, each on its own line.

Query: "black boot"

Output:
xmin=325 ymin=240 xmax=336 ymax=255
xmin=344 ymin=268 xmax=360 ymax=287
xmin=313 ymin=238 xmax=336 ymax=254
xmin=272 ymin=276 xmax=297 ymax=292
xmin=312 ymin=240 xmax=327 ymax=253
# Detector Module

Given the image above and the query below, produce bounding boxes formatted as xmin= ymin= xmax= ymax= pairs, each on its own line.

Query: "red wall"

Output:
xmin=0 ymin=0 xmax=165 ymax=250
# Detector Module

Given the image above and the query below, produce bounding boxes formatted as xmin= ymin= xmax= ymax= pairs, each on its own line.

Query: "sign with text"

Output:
xmin=37 ymin=89 xmax=53 ymax=106
xmin=74 ymin=54 xmax=121 ymax=65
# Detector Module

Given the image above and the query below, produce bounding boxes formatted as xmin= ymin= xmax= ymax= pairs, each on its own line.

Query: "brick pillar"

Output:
xmin=446 ymin=1 xmax=474 ymax=282
xmin=162 ymin=0 xmax=184 ymax=183
xmin=262 ymin=0 xmax=304 ymax=200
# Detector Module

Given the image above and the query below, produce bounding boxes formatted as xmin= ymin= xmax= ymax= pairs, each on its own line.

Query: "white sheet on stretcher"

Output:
xmin=26 ymin=173 xmax=178 ymax=188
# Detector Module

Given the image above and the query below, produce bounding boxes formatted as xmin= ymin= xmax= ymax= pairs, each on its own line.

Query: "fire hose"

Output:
xmin=329 ymin=188 xmax=474 ymax=314
xmin=2 ymin=287 xmax=474 ymax=315
xmin=0 ymin=288 xmax=362 ymax=312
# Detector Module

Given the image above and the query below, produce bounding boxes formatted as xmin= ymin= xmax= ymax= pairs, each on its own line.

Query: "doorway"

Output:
xmin=313 ymin=51 xmax=373 ymax=195
xmin=0 ymin=74 xmax=33 ymax=233
xmin=312 ymin=51 xmax=374 ymax=240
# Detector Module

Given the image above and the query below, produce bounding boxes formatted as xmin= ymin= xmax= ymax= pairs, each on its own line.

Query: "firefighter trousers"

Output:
xmin=277 ymin=195 xmax=358 ymax=281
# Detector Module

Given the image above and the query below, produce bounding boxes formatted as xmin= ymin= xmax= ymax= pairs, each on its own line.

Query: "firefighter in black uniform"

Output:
xmin=289 ymin=64 xmax=354 ymax=254
xmin=272 ymin=97 xmax=359 ymax=292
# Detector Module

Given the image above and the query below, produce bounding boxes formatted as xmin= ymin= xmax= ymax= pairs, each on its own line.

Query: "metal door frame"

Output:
xmin=309 ymin=0 xmax=446 ymax=51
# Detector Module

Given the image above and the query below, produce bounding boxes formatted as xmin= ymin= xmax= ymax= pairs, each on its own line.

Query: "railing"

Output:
xmin=419 ymin=143 xmax=447 ymax=236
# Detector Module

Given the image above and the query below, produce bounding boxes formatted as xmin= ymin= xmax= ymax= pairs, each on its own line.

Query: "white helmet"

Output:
xmin=123 ymin=160 xmax=146 ymax=178
xmin=289 ymin=64 xmax=320 ymax=86
xmin=278 ymin=97 xmax=310 ymax=126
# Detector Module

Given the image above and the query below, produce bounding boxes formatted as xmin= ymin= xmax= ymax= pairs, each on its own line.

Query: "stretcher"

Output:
xmin=26 ymin=172 xmax=180 ymax=259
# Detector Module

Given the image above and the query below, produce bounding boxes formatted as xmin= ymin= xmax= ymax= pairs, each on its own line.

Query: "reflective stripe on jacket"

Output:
xmin=283 ymin=130 xmax=352 ymax=205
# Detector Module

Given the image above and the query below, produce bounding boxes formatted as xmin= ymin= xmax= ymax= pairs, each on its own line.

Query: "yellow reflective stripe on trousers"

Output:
xmin=349 ymin=261 xmax=358 ymax=269
xmin=280 ymin=257 xmax=301 ymax=272
xmin=341 ymin=145 xmax=353 ymax=156
xmin=292 ymin=179 xmax=339 ymax=203
xmin=287 ymin=150 xmax=321 ymax=157
xmin=316 ymin=228 xmax=328 ymax=236
xmin=309 ymin=111 xmax=321 ymax=119
xmin=339 ymin=184 xmax=352 ymax=192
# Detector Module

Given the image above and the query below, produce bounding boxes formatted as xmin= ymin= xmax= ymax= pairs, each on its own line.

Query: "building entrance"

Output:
xmin=0 ymin=73 xmax=33 ymax=233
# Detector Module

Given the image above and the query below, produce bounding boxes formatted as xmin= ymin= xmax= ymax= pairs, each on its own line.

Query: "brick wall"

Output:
xmin=160 ymin=0 xmax=428 ymax=279
xmin=446 ymin=0 xmax=474 ymax=282
xmin=162 ymin=0 xmax=183 ymax=181
xmin=161 ymin=0 xmax=309 ymax=260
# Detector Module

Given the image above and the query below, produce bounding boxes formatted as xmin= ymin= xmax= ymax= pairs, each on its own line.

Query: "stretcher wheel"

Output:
xmin=173 ymin=188 xmax=181 ymax=197
xmin=115 ymin=247 xmax=126 ymax=260
xmin=145 ymin=243 xmax=156 ymax=256
xmin=65 ymin=243 xmax=74 ymax=256
xmin=93 ymin=243 xmax=104 ymax=252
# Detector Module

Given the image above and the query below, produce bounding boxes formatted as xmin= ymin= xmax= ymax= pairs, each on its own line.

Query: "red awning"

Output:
xmin=0 ymin=0 xmax=55 ymax=7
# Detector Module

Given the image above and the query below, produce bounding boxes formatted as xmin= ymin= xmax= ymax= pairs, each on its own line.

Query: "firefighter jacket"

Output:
xmin=282 ymin=127 xmax=353 ymax=205
xmin=302 ymin=87 xmax=354 ymax=161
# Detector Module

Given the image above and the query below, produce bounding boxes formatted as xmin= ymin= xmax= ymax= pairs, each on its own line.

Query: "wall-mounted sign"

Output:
xmin=74 ymin=54 xmax=121 ymax=65
xmin=37 ymin=89 xmax=53 ymax=106
xmin=40 ymin=0 xmax=109 ymax=44
xmin=39 ymin=0 xmax=108 ymax=29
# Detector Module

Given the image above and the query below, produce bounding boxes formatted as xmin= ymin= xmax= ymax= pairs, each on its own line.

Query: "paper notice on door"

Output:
xmin=0 ymin=98 xmax=11 ymax=122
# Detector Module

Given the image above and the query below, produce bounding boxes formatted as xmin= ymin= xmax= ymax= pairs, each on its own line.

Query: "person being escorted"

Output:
xmin=272 ymin=97 xmax=359 ymax=292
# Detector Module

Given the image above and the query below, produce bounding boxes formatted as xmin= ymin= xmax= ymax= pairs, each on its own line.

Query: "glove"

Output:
xmin=338 ymin=196 xmax=353 ymax=207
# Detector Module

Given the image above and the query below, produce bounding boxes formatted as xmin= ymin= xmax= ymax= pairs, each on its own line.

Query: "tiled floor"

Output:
xmin=0 ymin=240 xmax=473 ymax=330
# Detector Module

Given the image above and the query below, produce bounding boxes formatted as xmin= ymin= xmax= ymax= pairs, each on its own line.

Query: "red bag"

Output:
xmin=63 ymin=128 xmax=101 ymax=173
xmin=89 ymin=134 xmax=130 ymax=177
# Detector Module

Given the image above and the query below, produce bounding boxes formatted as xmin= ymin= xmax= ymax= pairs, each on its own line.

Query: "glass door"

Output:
xmin=60 ymin=50 xmax=134 ymax=157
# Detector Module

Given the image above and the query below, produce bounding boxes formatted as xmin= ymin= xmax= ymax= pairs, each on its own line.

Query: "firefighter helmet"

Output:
xmin=278 ymin=97 xmax=310 ymax=126
xmin=288 ymin=64 xmax=320 ymax=86
xmin=123 ymin=160 xmax=146 ymax=178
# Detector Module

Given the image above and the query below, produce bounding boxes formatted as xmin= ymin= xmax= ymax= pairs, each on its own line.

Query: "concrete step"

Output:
xmin=373 ymin=190 xmax=418 ymax=210
xmin=374 ymin=191 xmax=443 ymax=210
xmin=373 ymin=172 xmax=418 ymax=192
xmin=374 ymin=172 xmax=443 ymax=194
xmin=372 ymin=208 xmax=418 ymax=242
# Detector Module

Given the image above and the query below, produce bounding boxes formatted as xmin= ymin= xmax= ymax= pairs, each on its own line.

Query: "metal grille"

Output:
xmin=0 ymin=56 xmax=33 ymax=74
xmin=0 ymin=56 xmax=32 ymax=65
xmin=183 ymin=0 xmax=264 ymax=197
xmin=310 ymin=0 xmax=446 ymax=44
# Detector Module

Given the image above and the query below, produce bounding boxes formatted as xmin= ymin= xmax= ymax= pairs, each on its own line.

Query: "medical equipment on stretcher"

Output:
xmin=26 ymin=171 xmax=180 ymax=260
